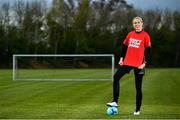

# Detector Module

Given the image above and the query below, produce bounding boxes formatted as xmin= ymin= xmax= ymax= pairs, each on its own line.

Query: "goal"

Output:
xmin=13 ymin=54 xmax=114 ymax=81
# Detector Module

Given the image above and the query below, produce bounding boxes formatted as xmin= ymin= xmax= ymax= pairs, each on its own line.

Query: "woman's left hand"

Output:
xmin=138 ymin=63 xmax=146 ymax=69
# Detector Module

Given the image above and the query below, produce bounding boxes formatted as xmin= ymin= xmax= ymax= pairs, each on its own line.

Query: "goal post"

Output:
xmin=13 ymin=54 xmax=115 ymax=81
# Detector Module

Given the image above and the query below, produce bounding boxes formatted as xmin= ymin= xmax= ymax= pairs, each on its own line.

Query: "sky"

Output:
xmin=0 ymin=0 xmax=180 ymax=11
xmin=0 ymin=0 xmax=52 ymax=6
xmin=126 ymin=0 xmax=180 ymax=11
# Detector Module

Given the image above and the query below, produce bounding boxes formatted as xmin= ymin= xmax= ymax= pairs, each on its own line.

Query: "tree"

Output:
xmin=151 ymin=25 xmax=176 ymax=67
xmin=22 ymin=1 xmax=46 ymax=54
xmin=73 ymin=0 xmax=90 ymax=53
xmin=143 ymin=9 xmax=162 ymax=32
xmin=13 ymin=0 xmax=25 ymax=29
xmin=0 ymin=2 xmax=10 ymax=66
xmin=47 ymin=0 xmax=75 ymax=54
xmin=173 ymin=11 xmax=180 ymax=66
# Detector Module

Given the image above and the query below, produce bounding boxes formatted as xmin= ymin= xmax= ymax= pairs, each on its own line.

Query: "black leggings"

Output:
xmin=113 ymin=66 xmax=144 ymax=112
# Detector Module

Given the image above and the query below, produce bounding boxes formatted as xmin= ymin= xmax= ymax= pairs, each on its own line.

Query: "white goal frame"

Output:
xmin=13 ymin=54 xmax=115 ymax=81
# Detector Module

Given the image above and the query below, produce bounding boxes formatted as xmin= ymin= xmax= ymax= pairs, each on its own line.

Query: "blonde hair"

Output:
xmin=132 ymin=17 xmax=143 ymax=23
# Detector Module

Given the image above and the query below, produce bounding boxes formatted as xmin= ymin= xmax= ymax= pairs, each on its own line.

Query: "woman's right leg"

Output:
xmin=134 ymin=68 xmax=144 ymax=112
xmin=113 ymin=66 xmax=132 ymax=103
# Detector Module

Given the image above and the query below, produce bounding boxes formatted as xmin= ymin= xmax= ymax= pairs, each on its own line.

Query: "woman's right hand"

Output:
xmin=119 ymin=57 xmax=124 ymax=66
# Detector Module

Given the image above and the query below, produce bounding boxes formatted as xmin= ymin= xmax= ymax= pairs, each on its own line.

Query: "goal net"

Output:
xmin=13 ymin=54 xmax=114 ymax=81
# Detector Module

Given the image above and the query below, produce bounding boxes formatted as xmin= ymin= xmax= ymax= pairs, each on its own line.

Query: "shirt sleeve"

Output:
xmin=144 ymin=47 xmax=151 ymax=64
xmin=120 ymin=44 xmax=128 ymax=58
xmin=123 ymin=32 xmax=131 ymax=45
xmin=145 ymin=33 xmax=151 ymax=48
xmin=144 ymin=32 xmax=151 ymax=64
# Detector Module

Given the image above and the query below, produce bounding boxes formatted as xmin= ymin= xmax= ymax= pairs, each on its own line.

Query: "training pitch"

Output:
xmin=0 ymin=69 xmax=180 ymax=119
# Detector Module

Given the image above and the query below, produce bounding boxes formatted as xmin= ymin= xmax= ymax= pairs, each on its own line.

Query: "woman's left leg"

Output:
xmin=134 ymin=68 xmax=144 ymax=112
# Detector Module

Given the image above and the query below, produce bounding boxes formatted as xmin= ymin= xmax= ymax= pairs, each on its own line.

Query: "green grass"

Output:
xmin=16 ymin=69 xmax=112 ymax=79
xmin=0 ymin=69 xmax=180 ymax=119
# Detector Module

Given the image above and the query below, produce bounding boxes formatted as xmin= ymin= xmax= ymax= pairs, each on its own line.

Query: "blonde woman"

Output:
xmin=107 ymin=17 xmax=151 ymax=115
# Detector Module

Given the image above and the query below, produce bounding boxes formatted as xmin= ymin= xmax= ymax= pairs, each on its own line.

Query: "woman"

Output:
xmin=107 ymin=17 xmax=151 ymax=115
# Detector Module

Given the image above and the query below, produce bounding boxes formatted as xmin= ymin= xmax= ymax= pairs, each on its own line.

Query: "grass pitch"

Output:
xmin=0 ymin=69 xmax=180 ymax=119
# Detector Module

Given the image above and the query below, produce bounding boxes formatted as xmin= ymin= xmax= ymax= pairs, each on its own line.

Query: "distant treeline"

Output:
xmin=0 ymin=0 xmax=180 ymax=68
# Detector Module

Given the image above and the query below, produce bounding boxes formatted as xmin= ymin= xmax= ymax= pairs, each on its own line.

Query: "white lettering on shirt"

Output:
xmin=129 ymin=38 xmax=142 ymax=48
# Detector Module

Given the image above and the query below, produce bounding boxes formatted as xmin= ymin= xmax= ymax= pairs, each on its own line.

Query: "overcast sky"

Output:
xmin=0 ymin=0 xmax=180 ymax=11
xmin=0 ymin=0 xmax=52 ymax=6
xmin=126 ymin=0 xmax=180 ymax=11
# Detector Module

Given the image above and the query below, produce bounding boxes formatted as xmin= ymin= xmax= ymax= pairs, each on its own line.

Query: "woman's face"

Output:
xmin=133 ymin=18 xmax=143 ymax=32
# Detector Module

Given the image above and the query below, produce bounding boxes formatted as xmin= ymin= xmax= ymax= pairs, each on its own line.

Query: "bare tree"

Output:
xmin=143 ymin=9 xmax=162 ymax=31
xmin=22 ymin=1 xmax=47 ymax=54
xmin=163 ymin=9 xmax=174 ymax=30
xmin=13 ymin=1 xmax=25 ymax=29
xmin=1 ymin=2 xmax=10 ymax=29
xmin=47 ymin=0 xmax=76 ymax=54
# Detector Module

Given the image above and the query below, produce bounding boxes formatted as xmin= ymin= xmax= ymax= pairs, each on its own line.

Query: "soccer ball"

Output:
xmin=106 ymin=106 xmax=118 ymax=115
